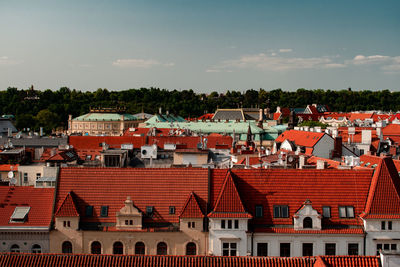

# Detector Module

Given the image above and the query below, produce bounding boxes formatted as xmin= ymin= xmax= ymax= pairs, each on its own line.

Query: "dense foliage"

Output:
xmin=1 ymin=87 xmax=399 ymax=133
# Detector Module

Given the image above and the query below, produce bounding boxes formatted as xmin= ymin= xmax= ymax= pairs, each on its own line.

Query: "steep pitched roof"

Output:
xmin=179 ymin=192 xmax=204 ymax=218
xmin=55 ymin=168 xmax=209 ymax=225
xmin=211 ymin=168 xmax=373 ymax=226
xmin=55 ymin=192 xmax=79 ymax=217
xmin=362 ymin=157 xmax=400 ymax=219
xmin=0 ymin=186 xmax=54 ymax=228
xmin=208 ymin=171 xmax=252 ymax=218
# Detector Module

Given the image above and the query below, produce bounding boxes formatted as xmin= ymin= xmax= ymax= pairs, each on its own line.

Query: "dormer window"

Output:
xmin=146 ymin=206 xmax=153 ymax=216
xmin=274 ymin=205 xmax=289 ymax=218
xmin=85 ymin=206 xmax=93 ymax=217
xmin=100 ymin=206 xmax=108 ymax=217
xmin=322 ymin=206 xmax=331 ymax=218
xmin=303 ymin=217 xmax=313 ymax=228
xmin=10 ymin=207 xmax=30 ymax=223
xmin=338 ymin=206 xmax=354 ymax=218
xmin=169 ymin=206 xmax=175 ymax=214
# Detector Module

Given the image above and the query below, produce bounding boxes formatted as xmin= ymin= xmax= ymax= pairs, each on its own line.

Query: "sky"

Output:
xmin=0 ymin=0 xmax=399 ymax=93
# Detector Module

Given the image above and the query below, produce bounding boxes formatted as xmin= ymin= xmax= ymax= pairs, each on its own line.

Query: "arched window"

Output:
xmin=62 ymin=241 xmax=72 ymax=253
xmin=186 ymin=242 xmax=197 ymax=255
xmin=113 ymin=241 xmax=123 ymax=255
xmin=135 ymin=242 xmax=145 ymax=255
xmin=10 ymin=244 xmax=20 ymax=253
xmin=91 ymin=241 xmax=102 ymax=254
xmin=303 ymin=217 xmax=313 ymax=229
xmin=31 ymin=244 xmax=42 ymax=253
xmin=157 ymin=242 xmax=167 ymax=255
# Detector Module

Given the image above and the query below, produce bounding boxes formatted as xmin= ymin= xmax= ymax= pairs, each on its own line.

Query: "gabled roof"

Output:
xmin=55 ymin=192 xmax=79 ymax=217
xmin=55 ymin=168 xmax=209 ymax=225
xmin=275 ymin=130 xmax=326 ymax=148
xmin=362 ymin=157 xmax=400 ymax=219
xmin=179 ymin=192 xmax=204 ymax=218
xmin=208 ymin=171 xmax=252 ymax=218
xmin=0 ymin=186 xmax=54 ymax=228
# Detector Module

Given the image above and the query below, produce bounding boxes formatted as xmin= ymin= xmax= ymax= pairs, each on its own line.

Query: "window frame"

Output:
xmin=255 ymin=205 xmax=263 ymax=218
xmin=273 ymin=205 xmax=289 ymax=218
xmin=222 ymin=242 xmax=237 ymax=256
xmin=338 ymin=206 xmax=355 ymax=218
xmin=257 ymin=243 xmax=268 ymax=256
xmin=169 ymin=206 xmax=175 ymax=215
xmin=325 ymin=243 xmax=336 ymax=255
xmin=348 ymin=243 xmax=359 ymax=255
xmin=302 ymin=243 xmax=313 ymax=256
xmin=100 ymin=206 xmax=108 ymax=217
xmin=279 ymin=243 xmax=291 ymax=257
xmin=322 ymin=206 xmax=331 ymax=218
xmin=85 ymin=206 xmax=94 ymax=217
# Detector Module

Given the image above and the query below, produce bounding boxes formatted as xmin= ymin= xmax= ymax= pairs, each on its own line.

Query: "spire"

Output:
xmin=55 ymin=192 xmax=79 ymax=217
xmin=179 ymin=192 xmax=204 ymax=218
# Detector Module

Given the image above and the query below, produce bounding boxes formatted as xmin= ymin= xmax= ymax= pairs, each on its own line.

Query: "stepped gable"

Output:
xmin=55 ymin=168 xmax=209 ymax=225
xmin=211 ymin=168 xmax=373 ymax=227
xmin=208 ymin=170 xmax=252 ymax=218
xmin=362 ymin=156 xmax=400 ymax=219
xmin=54 ymin=192 xmax=79 ymax=217
xmin=179 ymin=192 xmax=204 ymax=218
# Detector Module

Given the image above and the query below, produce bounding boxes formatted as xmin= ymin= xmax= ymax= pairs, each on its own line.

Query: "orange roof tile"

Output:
xmin=275 ymin=130 xmax=325 ymax=148
xmin=208 ymin=171 xmax=252 ymax=219
xmin=0 ymin=164 xmax=18 ymax=172
xmin=0 ymin=253 xmax=380 ymax=267
xmin=55 ymin=192 xmax=79 ymax=217
xmin=362 ymin=157 xmax=400 ymax=218
xmin=179 ymin=192 xmax=204 ymax=218
xmin=0 ymin=186 xmax=54 ymax=228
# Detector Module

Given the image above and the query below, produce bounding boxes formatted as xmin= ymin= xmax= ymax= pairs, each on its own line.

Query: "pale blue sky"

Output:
xmin=0 ymin=0 xmax=399 ymax=92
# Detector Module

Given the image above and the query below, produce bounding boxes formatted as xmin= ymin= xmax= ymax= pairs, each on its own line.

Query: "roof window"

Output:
xmin=10 ymin=206 xmax=30 ymax=222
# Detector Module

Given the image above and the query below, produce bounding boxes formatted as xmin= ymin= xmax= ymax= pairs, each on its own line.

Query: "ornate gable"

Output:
xmin=116 ymin=196 xmax=142 ymax=229
xmin=293 ymin=200 xmax=322 ymax=230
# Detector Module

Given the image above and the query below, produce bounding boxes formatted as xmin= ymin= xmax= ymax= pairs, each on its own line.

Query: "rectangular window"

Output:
xmin=188 ymin=222 xmax=191 ymax=228
xmin=67 ymin=221 xmax=70 ymax=227
xmin=322 ymin=206 xmax=331 ymax=218
xmin=221 ymin=220 xmax=226 ymax=229
xmin=36 ymin=173 xmax=41 ymax=180
xmin=391 ymin=244 xmax=397 ymax=251
xmin=129 ymin=220 xmax=133 ymax=225
xmin=348 ymin=243 xmax=359 ymax=255
xmin=192 ymin=221 xmax=195 ymax=228
xmin=227 ymin=220 xmax=232 ymax=229
xmin=222 ymin=242 xmax=237 ymax=256
xmin=234 ymin=220 xmax=239 ymax=229
xmin=257 ymin=243 xmax=268 ymax=256
xmin=100 ymin=206 xmax=108 ymax=217
xmin=63 ymin=221 xmax=67 ymax=227
xmin=274 ymin=205 xmax=289 ymax=218
xmin=125 ymin=220 xmax=129 ymax=225
xmin=339 ymin=206 xmax=354 ymax=218
xmin=388 ymin=221 xmax=393 ymax=230
xmin=23 ymin=173 xmax=28 ymax=183
xmin=382 ymin=221 xmax=386 ymax=230
xmin=169 ymin=206 xmax=175 ymax=214
xmin=146 ymin=206 xmax=153 ymax=216
xmin=302 ymin=243 xmax=313 ymax=256
xmin=384 ymin=244 xmax=390 ymax=250
xmin=325 ymin=243 xmax=336 ymax=255
xmin=280 ymin=243 xmax=290 ymax=257
xmin=85 ymin=205 xmax=93 ymax=217
xmin=255 ymin=205 xmax=263 ymax=218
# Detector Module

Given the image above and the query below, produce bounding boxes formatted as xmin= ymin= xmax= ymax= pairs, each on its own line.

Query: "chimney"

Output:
xmin=376 ymin=127 xmax=383 ymax=141
xmin=259 ymin=109 xmax=263 ymax=121
xmin=332 ymin=136 xmax=343 ymax=158
xmin=316 ymin=160 xmax=327 ymax=169
xmin=361 ymin=130 xmax=372 ymax=145
xmin=299 ymin=155 xmax=306 ymax=169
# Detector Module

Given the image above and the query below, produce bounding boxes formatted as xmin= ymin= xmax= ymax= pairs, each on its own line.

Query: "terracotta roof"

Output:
xmin=55 ymin=168 xmax=209 ymax=225
xmin=307 ymin=156 xmax=341 ymax=169
xmin=54 ymin=192 xmax=79 ymax=217
xmin=362 ymin=157 xmax=400 ymax=219
xmin=254 ymin=227 xmax=364 ymax=234
xmin=179 ymin=192 xmax=204 ymax=218
xmin=275 ymin=130 xmax=325 ymax=148
xmin=0 ymin=253 xmax=380 ymax=267
xmin=211 ymin=168 xmax=373 ymax=226
xmin=0 ymin=164 xmax=18 ymax=172
xmin=0 ymin=186 xmax=54 ymax=228
xmin=208 ymin=171 xmax=252 ymax=219
xmin=349 ymin=113 xmax=374 ymax=122
xmin=359 ymin=154 xmax=400 ymax=171
xmin=383 ymin=124 xmax=400 ymax=136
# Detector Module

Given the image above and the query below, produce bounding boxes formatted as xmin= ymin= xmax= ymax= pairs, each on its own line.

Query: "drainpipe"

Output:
xmin=250 ymin=231 xmax=254 ymax=256
xmin=363 ymin=232 xmax=366 ymax=255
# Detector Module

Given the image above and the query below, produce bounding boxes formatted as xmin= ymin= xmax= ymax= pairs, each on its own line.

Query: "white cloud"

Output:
xmin=0 ymin=56 xmax=23 ymax=66
xmin=207 ymin=53 xmax=344 ymax=72
xmin=112 ymin=58 xmax=174 ymax=68
xmin=279 ymin=48 xmax=293 ymax=53
xmin=351 ymin=54 xmax=390 ymax=65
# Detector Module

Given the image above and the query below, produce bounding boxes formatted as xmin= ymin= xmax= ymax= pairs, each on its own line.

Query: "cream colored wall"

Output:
xmin=50 ymin=219 xmax=208 ymax=255
xmin=69 ymin=120 xmax=140 ymax=136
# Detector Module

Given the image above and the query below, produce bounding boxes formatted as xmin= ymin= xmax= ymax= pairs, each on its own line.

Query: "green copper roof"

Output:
xmin=73 ymin=113 xmax=138 ymax=121
xmin=145 ymin=114 xmax=187 ymax=123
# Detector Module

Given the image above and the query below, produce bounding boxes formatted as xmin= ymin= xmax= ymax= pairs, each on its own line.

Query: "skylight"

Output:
xmin=10 ymin=206 xmax=30 ymax=222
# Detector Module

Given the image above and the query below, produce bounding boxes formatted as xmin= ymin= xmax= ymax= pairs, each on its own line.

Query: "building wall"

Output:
xmin=251 ymin=233 xmax=364 ymax=256
xmin=363 ymin=219 xmax=400 ymax=255
xmin=313 ymin=135 xmax=334 ymax=158
xmin=173 ymin=153 xmax=208 ymax=166
xmin=0 ymin=231 xmax=50 ymax=253
xmin=69 ymin=120 xmax=140 ymax=136
xmin=18 ymin=164 xmax=45 ymax=186
xmin=208 ymin=218 xmax=249 ymax=256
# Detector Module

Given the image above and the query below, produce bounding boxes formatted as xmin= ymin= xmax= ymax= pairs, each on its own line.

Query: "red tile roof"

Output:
xmin=0 ymin=253 xmax=380 ymax=267
xmin=0 ymin=164 xmax=18 ymax=172
xmin=55 ymin=168 xmax=209 ymax=225
xmin=349 ymin=113 xmax=374 ymax=122
xmin=179 ymin=192 xmax=204 ymax=218
xmin=0 ymin=186 xmax=54 ymax=228
xmin=362 ymin=157 xmax=400 ymax=219
xmin=275 ymin=130 xmax=325 ymax=148
xmin=307 ymin=156 xmax=341 ymax=169
xmin=208 ymin=171 xmax=252 ymax=218
xmin=254 ymin=227 xmax=364 ymax=234
xmin=211 ymin=168 xmax=373 ymax=226
xmin=382 ymin=124 xmax=400 ymax=136
xmin=54 ymin=192 xmax=79 ymax=217
xmin=359 ymin=154 xmax=400 ymax=171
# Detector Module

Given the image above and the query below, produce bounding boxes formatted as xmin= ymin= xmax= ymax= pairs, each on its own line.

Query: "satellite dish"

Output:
xmin=8 ymin=171 xmax=14 ymax=179
xmin=65 ymin=145 xmax=70 ymax=150
xmin=288 ymin=156 xmax=294 ymax=163
xmin=10 ymin=177 xmax=17 ymax=185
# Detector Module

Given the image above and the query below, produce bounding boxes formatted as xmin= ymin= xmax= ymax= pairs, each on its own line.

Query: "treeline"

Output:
xmin=1 ymin=87 xmax=399 ymax=133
